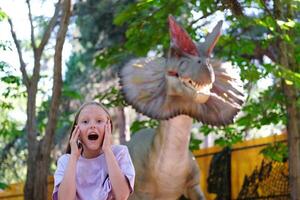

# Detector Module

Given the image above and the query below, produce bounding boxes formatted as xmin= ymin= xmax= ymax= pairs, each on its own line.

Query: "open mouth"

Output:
xmin=168 ymin=70 xmax=212 ymax=94
xmin=88 ymin=134 xmax=99 ymax=140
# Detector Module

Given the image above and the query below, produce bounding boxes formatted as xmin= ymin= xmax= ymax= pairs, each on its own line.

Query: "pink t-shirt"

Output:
xmin=52 ymin=145 xmax=135 ymax=200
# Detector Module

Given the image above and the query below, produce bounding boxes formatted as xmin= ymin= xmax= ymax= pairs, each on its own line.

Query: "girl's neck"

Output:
xmin=82 ymin=148 xmax=103 ymax=159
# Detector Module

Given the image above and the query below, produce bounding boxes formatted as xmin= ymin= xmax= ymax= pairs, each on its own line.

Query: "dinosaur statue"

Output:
xmin=119 ymin=15 xmax=244 ymax=200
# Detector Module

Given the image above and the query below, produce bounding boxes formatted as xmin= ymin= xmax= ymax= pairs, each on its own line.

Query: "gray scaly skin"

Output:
xmin=120 ymin=16 xmax=244 ymax=199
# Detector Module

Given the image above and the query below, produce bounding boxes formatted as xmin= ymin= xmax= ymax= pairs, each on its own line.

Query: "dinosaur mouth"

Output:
xmin=168 ymin=70 xmax=212 ymax=95
xmin=88 ymin=134 xmax=99 ymax=140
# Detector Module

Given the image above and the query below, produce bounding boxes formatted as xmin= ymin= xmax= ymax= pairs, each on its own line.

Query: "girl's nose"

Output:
xmin=90 ymin=123 xmax=96 ymax=129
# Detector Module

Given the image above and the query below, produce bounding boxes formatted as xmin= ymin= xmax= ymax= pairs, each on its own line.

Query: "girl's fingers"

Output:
xmin=74 ymin=126 xmax=80 ymax=139
xmin=70 ymin=126 xmax=78 ymax=139
xmin=71 ymin=126 xmax=80 ymax=142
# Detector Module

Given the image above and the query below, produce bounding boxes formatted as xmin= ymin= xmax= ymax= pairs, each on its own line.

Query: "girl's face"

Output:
xmin=77 ymin=104 xmax=109 ymax=156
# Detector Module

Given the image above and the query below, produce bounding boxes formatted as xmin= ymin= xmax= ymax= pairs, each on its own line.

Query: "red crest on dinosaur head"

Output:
xmin=168 ymin=15 xmax=199 ymax=57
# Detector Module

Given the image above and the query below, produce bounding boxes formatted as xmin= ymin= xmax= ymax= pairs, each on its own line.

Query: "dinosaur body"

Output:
xmin=120 ymin=16 xmax=244 ymax=199
xmin=127 ymin=116 xmax=204 ymax=199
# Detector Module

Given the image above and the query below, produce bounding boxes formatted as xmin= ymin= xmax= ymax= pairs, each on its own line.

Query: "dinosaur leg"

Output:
xmin=183 ymin=155 xmax=206 ymax=200
xmin=185 ymin=184 xmax=205 ymax=200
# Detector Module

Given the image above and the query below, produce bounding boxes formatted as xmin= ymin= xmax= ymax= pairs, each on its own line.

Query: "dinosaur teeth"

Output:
xmin=185 ymin=78 xmax=212 ymax=91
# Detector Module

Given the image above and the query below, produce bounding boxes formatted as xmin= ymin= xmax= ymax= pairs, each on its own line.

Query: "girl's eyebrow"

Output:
xmin=78 ymin=117 xmax=88 ymax=121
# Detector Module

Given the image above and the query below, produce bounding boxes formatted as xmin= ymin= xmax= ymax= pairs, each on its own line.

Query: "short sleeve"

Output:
xmin=52 ymin=154 xmax=69 ymax=200
xmin=114 ymin=145 xmax=135 ymax=193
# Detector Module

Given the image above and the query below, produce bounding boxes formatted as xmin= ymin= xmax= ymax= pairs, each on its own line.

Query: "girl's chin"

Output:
xmin=85 ymin=142 xmax=101 ymax=151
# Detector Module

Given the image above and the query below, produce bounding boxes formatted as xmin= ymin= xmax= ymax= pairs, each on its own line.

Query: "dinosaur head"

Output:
xmin=119 ymin=16 xmax=244 ymax=126
xmin=165 ymin=16 xmax=222 ymax=104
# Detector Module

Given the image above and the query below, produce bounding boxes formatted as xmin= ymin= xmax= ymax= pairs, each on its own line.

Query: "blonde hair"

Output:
xmin=66 ymin=101 xmax=113 ymax=153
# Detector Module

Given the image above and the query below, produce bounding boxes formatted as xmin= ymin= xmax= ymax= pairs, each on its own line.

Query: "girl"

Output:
xmin=53 ymin=102 xmax=135 ymax=200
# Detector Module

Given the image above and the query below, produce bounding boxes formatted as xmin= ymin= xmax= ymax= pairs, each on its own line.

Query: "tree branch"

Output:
xmin=32 ymin=0 xmax=61 ymax=85
xmin=26 ymin=0 xmax=36 ymax=51
xmin=221 ymin=0 xmax=244 ymax=16
xmin=260 ymin=0 xmax=274 ymax=19
xmin=190 ymin=11 xmax=217 ymax=27
xmin=37 ymin=0 xmax=61 ymax=55
xmin=43 ymin=0 xmax=72 ymax=153
xmin=8 ymin=18 xmax=30 ymax=87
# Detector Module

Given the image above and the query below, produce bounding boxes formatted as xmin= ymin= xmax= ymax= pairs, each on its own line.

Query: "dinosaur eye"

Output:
xmin=197 ymin=60 xmax=201 ymax=64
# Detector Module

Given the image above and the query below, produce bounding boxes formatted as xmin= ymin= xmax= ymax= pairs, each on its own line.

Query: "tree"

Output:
xmin=6 ymin=0 xmax=72 ymax=199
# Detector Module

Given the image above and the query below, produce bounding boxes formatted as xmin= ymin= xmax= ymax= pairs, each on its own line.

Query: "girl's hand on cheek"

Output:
xmin=69 ymin=125 xmax=83 ymax=159
xmin=102 ymin=121 xmax=112 ymax=153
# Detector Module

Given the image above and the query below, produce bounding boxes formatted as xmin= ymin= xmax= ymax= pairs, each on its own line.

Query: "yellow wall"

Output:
xmin=0 ymin=176 xmax=54 ymax=200
xmin=193 ymin=133 xmax=287 ymax=199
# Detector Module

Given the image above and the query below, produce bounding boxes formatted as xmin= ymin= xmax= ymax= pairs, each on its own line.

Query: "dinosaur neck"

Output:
xmin=152 ymin=115 xmax=193 ymax=165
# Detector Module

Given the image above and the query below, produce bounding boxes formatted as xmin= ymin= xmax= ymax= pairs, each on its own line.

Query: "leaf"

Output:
xmin=1 ymin=75 xmax=21 ymax=86
xmin=94 ymin=87 xmax=127 ymax=108
xmin=0 ymin=9 xmax=8 ymax=21
xmin=189 ymin=133 xmax=203 ymax=150
xmin=276 ymin=19 xmax=296 ymax=30
xmin=62 ymin=86 xmax=82 ymax=100
xmin=276 ymin=66 xmax=300 ymax=88
xmin=113 ymin=4 xmax=137 ymax=25
xmin=0 ymin=182 xmax=8 ymax=190
xmin=260 ymin=142 xmax=288 ymax=162
xmin=130 ymin=119 xmax=159 ymax=134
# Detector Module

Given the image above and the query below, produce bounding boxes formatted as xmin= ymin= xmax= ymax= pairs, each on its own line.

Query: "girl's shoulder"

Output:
xmin=57 ymin=153 xmax=71 ymax=164
xmin=112 ymin=144 xmax=130 ymax=156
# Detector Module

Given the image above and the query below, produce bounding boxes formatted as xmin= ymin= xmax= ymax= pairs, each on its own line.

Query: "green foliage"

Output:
xmin=0 ymin=41 xmax=12 ymax=51
xmin=202 ymin=125 xmax=243 ymax=147
xmin=1 ymin=75 xmax=21 ymax=86
xmin=0 ymin=55 xmax=24 ymax=100
xmin=130 ymin=119 xmax=159 ymax=134
xmin=94 ymin=45 xmax=131 ymax=69
xmin=0 ymin=182 xmax=8 ymax=190
xmin=94 ymin=87 xmax=127 ymax=108
xmin=198 ymin=123 xmax=243 ymax=147
xmin=0 ymin=101 xmax=13 ymax=110
xmin=189 ymin=133 xmax=202 ymax=150
xmin=0 ymin=9 xmax=8 ymax=21
xmin=0 ymin=134 xmax=27 ymax=185
xmin=236 ymin=85 xmax=286 ymax=130
xmin=1 ymin=74 xmax=25 ymax=99
xmin=0 ymin=119 xmax=23 ymax=139
xmin=114 ymin=0 xmax=194 ymax=56
xmin=214 ymin=132 xmax=243 ymax=147
xmin=75 ymin=0 xmax=134 ymax=68
xmin=62 ymin=85 xmax=82 ymax=100
xmin=0 ymin=106 xmax=26 ymax=184
xmin=260 ymin=142 xmax=288 ymax=162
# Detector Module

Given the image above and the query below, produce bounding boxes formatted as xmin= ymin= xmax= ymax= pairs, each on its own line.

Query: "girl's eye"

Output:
xmin=97 ymin=120 xmax=103 ymax=123
xmin=82 ymin=120 xmax=88 ymax=124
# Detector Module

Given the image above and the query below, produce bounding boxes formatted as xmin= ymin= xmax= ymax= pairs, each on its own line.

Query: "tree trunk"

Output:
xmin=275 ymin=0 xmax=300 ymax=198
xmin=283 ymin=83 xmax=300 ymax=199
xmin=116 ymin=107 xmax=126 ymax=144
xmin=21 ymin=0 xmax=72 ymax=199
xmin=280 ymin=38 xmax=300 ymax=199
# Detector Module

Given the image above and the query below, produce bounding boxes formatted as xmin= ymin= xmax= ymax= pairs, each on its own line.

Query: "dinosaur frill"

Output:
xmin=119 ymin=16 xmax=244 ymax=126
